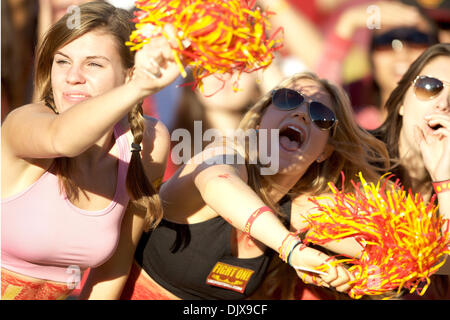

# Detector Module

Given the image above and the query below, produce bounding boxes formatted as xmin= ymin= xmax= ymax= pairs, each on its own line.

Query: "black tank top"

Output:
xmin=135 ymin=196 xmax=292 ymax=300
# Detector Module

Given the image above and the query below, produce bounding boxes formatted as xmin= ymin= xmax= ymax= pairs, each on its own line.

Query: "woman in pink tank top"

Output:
xmin=1 ymin=1 xmax=178 ymax=300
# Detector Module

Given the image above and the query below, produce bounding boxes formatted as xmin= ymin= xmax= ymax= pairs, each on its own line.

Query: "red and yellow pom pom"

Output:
xmin=303 ymin=173 xmax=450 ymax=299
xmin=126 ymin=0 xmax=283 ymax=93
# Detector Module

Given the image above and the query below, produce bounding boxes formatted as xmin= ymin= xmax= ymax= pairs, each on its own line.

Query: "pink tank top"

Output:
xmin=1 ymin=123 xmax=131 ymax=283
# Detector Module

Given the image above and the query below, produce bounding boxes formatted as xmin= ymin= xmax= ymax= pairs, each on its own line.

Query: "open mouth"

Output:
xmin=279 ymin=125 xmax=305 ymax=152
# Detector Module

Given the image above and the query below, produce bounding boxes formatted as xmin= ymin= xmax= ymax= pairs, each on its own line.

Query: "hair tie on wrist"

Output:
xmin=278 ymin=232 xmax=302 ymax=264
xmin=432 ymin=179 xmax=450 ymax=194
xmin=131 ymin=143 xmax=142 ymax=153
xmin=287 ymin=241 xmax=306 ymax=267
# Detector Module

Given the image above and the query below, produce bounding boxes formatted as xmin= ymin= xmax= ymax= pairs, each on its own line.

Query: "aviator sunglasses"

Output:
xmin=271 ymin=88 xmax=338 ymax=133
xmin=412 ymin=75 xmax=450 ymax=101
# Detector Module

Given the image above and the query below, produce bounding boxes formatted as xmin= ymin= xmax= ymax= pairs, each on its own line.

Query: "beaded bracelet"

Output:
xmin=432 ymin=179 xmax=450 ymax=194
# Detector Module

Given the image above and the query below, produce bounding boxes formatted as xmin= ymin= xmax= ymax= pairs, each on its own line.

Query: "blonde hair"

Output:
xmin=239 ymin=72 xmax=389 ymax=218
xmin=241 ymin=72 xmax=391 ymax=300
xmin=34 ymin=1 xmax=162 ymax=230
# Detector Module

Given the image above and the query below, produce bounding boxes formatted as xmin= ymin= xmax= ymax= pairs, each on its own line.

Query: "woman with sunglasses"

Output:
xmin=372 ymin=43 xmax=450 ymax=299
xmin=111 ymin=72 xmax=389 ymax=300
xmin=315 ymin=0 xmax=439 ymax=131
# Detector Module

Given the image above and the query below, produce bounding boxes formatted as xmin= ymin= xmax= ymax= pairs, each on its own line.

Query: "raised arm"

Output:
xmin=2 ymin=37 xmax=179 ymax=160
xmin=192 ymin=150 xmax=353 ymax=292
xmin=257 ymin=0 xmax=324 ymax=70
xmin=316 ymin=1 xmax=422 ymax=83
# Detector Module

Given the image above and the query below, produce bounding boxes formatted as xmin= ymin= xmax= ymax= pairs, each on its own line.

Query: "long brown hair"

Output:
xmin=35 ymin=1 xmax=162 ymax=230
xmin=371 ymin=43 xmax=450 ymax=300
xmin=372 ymin=43 xmax=450 ymax=190
xmin=242 ymin=72 xmax=391 ymax=300
xmin=238 ymin=72 xmax=390 ymax=218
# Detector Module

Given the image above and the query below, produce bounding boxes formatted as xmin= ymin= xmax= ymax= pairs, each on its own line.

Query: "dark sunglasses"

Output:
xmin=412 ymin=75 xmax=449 ymax=101
xmin=271 ymin=88 xmax=338 ymax=132
xmin=372 ymin=27 xmax=435 ymax=51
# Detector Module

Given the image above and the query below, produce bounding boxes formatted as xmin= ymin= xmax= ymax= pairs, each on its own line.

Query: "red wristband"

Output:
xmin=432 ymin=179 xmax=450 ymax=194
xmin=244 ymin=206 xmax=273 ymax=236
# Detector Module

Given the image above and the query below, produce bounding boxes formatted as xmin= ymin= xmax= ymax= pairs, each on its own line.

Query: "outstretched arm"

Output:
xmin=2 ymin=36 xmax=179 ymax=160
xmin=192 ymin=149 xmax=353 ymax=292
xmin=257 ymin=0 xmax=324 ymax=70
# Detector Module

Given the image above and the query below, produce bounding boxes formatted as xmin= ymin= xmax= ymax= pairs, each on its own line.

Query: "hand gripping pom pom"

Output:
xmin=301 ymin=172 xmax=450 ymax=299
xmin=126 ymin=0 xmax=283 ymax=95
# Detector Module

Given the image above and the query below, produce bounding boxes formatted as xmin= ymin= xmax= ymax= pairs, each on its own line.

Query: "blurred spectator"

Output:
xmin=257 ymin=0 xmax=370 ymax=78
xmin=317 ymin=1 xmax=439 ymax=129
xmin=257 ymin=0 xmax=323 ymax=75
xmin=257 ymin=0 xmax=440 ymax=130
xmin=162 ymin=71 xmax=265 ymax=181
xmin=2 ymin=1 xmax=103 ymax=122
xmin=37 ymin=0 xmax=99 ymax=43
xmin=1 ymin=0 xmax=38 ymax=121
xmin=412 ymin=0 xmax=450 ymax=42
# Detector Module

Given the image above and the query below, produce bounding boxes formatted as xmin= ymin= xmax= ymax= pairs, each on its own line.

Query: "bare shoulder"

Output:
xmin=118 ymin=115 xmax=170 ymax=158
xmin=143 ymin=115 xmax=170 ymax=149
xmin=3 ymin=103 xmax=54 ymax=124
xmin=141 ymin=116 xmax=170 ymax=183
xmin=2 ymin=104 xmax=56 ymax=197
xmin=2 ymin=103 xmax=55 ymax=143
xmin=1 ymin=103 xmax=56 ymax=157
xmin=6 ymin=102 xmax=54 ymax=115
xmin=143 ymin=115 xmax=169 ymax=134
xmin=188 ymin=138 xmax=249 ymax=184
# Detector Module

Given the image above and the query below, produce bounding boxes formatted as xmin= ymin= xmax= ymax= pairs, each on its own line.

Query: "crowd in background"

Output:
xmin=1 ymin=0 xmax=449 ymax=301
xmin=3 ymin=0 xmax=449 ymax=136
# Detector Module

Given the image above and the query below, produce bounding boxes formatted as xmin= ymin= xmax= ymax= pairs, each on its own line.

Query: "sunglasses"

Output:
xmin=372 ymin=27 xmax=434 ymax=51
xmin=271 ymin=88 xmax=338 ymax=132
xmin=412 ymin=75 xmax=450 ymax=101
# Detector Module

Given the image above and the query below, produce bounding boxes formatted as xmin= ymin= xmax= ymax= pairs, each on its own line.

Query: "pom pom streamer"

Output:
xmin=302 ymin=172 xmax=450 ymax=299
xmin=126 ymin=0 xmax=283 ymax=93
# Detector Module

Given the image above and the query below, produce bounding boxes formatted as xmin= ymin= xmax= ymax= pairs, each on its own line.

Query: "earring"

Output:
xmin=317 ymin=156 xmax=322 ymax=162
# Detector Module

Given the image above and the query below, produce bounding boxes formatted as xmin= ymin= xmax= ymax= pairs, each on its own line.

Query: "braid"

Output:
xmin=126 ymin=102 xmax=163 ymax=231
xmin=128 ymin=103 xmax=145 ymax=146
